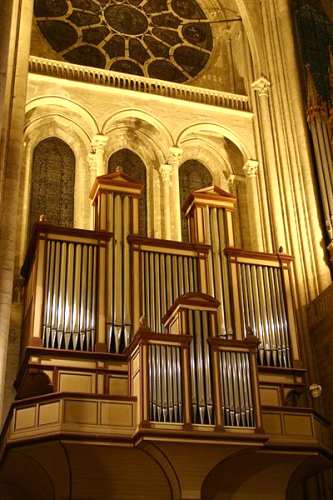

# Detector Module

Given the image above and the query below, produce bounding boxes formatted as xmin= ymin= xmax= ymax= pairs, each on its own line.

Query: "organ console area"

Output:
xmin=1 ymin=169 xmax=329 ymax=455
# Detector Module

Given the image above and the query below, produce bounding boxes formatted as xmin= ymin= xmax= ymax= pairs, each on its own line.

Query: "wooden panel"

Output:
xmin=59 ymin=372 xmax=94 ymax=393
xmin=259 ymin=386 xmax=280 ymax=406
xmin=262 ymin=412 xmax=282 ymax=435
xmin=284 ymin=414 xmax=313 ymax=437
xmin=39 ymin=401 xmax=60 ymax=426
xmin=108 ymin=376 xmax=128 ymax=396
xmin=14 ymin=407 xmax=36 ymax=431
xmin=64 ymin=400 xmax=98 ymax=425
xmin=100 ymin=402 xmax=134 ymax=427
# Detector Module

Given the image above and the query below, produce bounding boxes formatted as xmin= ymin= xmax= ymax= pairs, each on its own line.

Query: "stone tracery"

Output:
xmin=34 ymin=0 xmax=213 ymax=81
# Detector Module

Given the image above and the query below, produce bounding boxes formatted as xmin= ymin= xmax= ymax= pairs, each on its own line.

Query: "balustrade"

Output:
xmin=28 ymin=56 xmax=250 ymax=112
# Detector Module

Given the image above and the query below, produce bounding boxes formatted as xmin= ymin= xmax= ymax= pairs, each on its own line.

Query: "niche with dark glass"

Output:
xmin=29 ymin=137 xmax=75 ymax=236
xmin=108 ymin=148 xmax=147 ymax=235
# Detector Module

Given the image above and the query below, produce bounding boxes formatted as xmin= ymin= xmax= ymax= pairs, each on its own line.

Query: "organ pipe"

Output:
xmin=219 ymin=350 xmax=255 ymax=428
xmin=42 ymin=239 xmax=97 ymax=350
xmin=238 ymin=262 xmax=291 ymax=368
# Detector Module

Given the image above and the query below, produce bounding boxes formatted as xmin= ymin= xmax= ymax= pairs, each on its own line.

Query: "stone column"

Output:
xmin=243 ymin=159 xmax=264 ymax=250
xmin=168 ymin=146 xmax=183 ymax=241
xmin=91 ymin=134 xmax=109 ymax=177
xmin=251 ymin=77 xmax=286 ymax=251
xmin=88 ymin=151 xmax=98 ymax=229
xmin=159 ymin=163 xmax=173 ymax=240
xmin=0 ymin=0 xmax=34 ymax=421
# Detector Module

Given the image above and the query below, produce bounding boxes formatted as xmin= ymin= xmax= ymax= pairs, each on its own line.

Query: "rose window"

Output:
xmin=34 ymin=0 xmax=213 ymax=82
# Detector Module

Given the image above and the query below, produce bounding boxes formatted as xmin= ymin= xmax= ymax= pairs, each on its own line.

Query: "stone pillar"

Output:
xmin=159 ymin=163 xmax=173 ymax=240
xmin=252 ymin=77 xmax=286 ymax=251
xmin=88 ymin=151 xmax=98 ymax=229
xmin=91 ymin=134 xmax=109 ymax=177
xmin=168 ymin=146 xmax=183 ymax=241
xmin=0 ymin=0 xmax=34 ymax=421
xmin=243 ymin=159 xmax=264 ymax=250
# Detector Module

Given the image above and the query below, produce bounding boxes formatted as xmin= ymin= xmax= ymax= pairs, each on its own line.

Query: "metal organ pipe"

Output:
xmin=106 ymin=192 xmax=135 ymax=353
xmin=149 ymin=344 xmax=183 ymax=423
xmin=42 ymin=239 xmax=97 ymax=350
xmin=219 ymin=350 xmax=255 ymax=428
xmin=140 ymin=250 xmax=199 ymax=333
xmin=238 ymin=262 xmax=291 ymax=368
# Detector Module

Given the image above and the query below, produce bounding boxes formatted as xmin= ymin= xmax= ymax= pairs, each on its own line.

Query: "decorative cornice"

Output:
xmin=243 ymin=159 xmax=259 ymax=177
xmin=29 ymin=56 xmax=251 ymax=113
xmin=251 ymin=77 xmax=271 ymax=97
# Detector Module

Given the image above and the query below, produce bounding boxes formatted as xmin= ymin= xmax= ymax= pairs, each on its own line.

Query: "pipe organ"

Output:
xmin=183 ymin=186 xmax=236 ymax=340
xmin=129 ymin=237 xmax=207 ymax=333
xmin=42 ymin=239 xmax=98 ymax=350
xmin=219 ymin=350 xmax=255 ymax=427
xmin=90 ymin=170 xmax=142 ymax=352
xmin=21 ymin=170 xmax=301 ymax=433
xmin=237 ymin=262 xmax=291 ymax=367
xmin=149 ymin=344 xmax=183 ymax=423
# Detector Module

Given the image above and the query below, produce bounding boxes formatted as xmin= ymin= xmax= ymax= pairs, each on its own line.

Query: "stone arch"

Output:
xmin=201 ymin=450 xmax=307 ymax=500
xmin=179 ymin=137 xmax=232 ymax=188
xmin=177 ymin=125 xmax=254 ymax=248
xmin=104 ymin=121 xmax=169 ymax=238
xmin=19 ymin=113 xmax=91 ymax=265
xmin=108 ymin=148 xmax=147 ymax=235
xmin=26 ymin=96 xmax=99 ymax=138
xmin=176 ymin=122 xmax=251 ymax=163
xmin=102 ymin=108 xmax=174 ymax=159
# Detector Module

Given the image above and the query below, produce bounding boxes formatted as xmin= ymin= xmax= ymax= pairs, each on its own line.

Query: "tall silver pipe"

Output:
xmin=217 ymin=208 xmax=233 ymax=338
xmin=176 ymin=346 xmax=182 ymax=421
xmin=166 ymin=346 xmax=173 ymax=421
xmin=51 ymin=241 xmax=61 ymax=348
xmin=263 ymin=266 xmax=277 ymax=366
xmin=149 ymin=252 xmax=156 ymax=332
xmin=202 ymin=311 xmax=213 ymax=424
xmin=43 ymin=241 xmax=53 ymax=347
xmin=86 ymin=245 xmax=93 ymax=350
xmin=156 ymin=343 xmax=162 ymax=421
xmin=194 ymin=310 xmax=205 ymax=424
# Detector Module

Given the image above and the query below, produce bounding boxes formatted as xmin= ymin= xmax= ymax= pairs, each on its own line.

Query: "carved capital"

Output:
xmin=168 ymin=146 xmax=183 ymax=167
xmin=243 ymin=160 xmax=259 ymax=177
xmin=252 ymin=77 xmax=271 ymax=97
xmin=91 ymin=134 xmax=109 ymax=152
xmin=159 ymin=163 xmax=173 ymax=183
